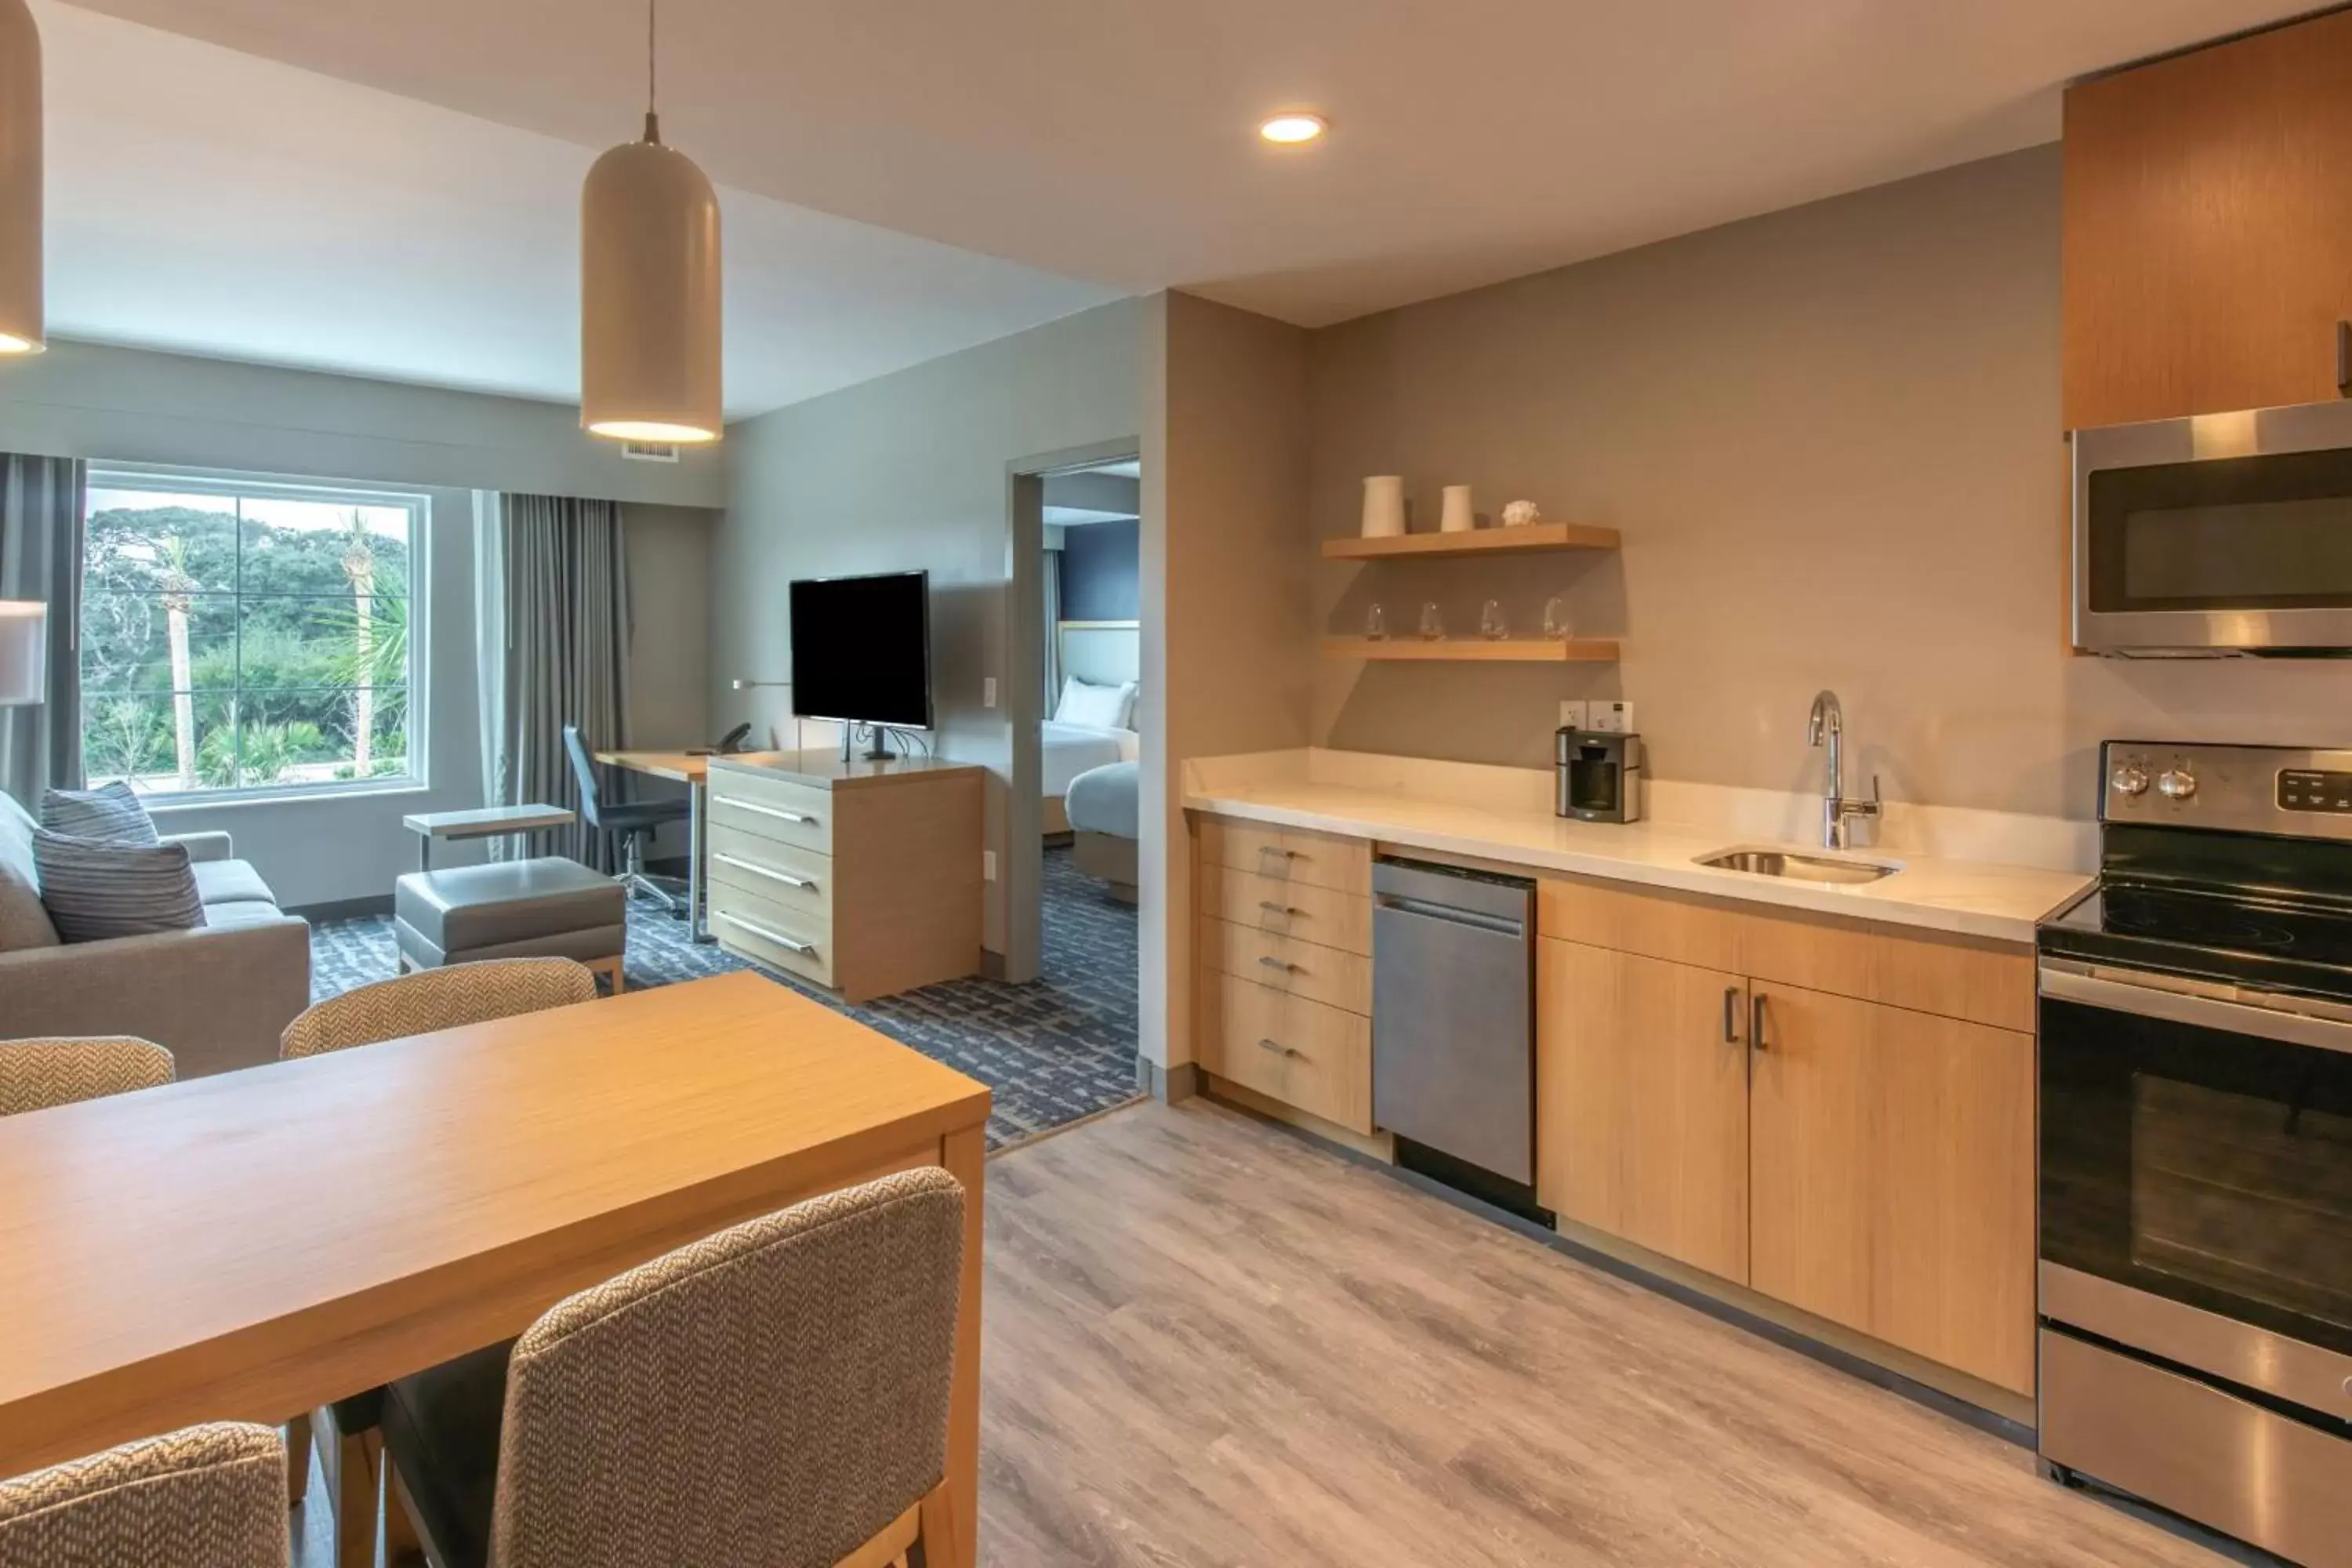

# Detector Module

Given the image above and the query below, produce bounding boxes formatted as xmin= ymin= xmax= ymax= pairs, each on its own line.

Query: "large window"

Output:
xmin=78 ymin=470 xmax=424 ymax=800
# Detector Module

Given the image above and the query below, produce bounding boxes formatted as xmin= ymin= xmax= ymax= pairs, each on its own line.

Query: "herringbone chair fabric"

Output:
xmin=488 ymin=1167 xmax=967 ymax=1568
xmin=0 ymin=1421 xmax=287 ymax=1568
xmin=280 ymin=958 xmax=599 ymax=1059
xmin=0 ymin=1036 xmax=174 ymax=1116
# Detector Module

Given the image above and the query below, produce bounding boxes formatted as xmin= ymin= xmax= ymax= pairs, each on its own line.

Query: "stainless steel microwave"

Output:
xmin=2074 ymin=398 xmax=2352 ymax=655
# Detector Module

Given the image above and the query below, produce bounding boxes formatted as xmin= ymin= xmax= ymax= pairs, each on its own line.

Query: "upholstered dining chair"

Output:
xmin=0 ymin=1421 xmax=289 ymax=1568
xmin=280 ymin=957 xmax=599 ymax=1060
xmin=0 ymin=1036 xmax=174 ymax=1116
xmin=376 ymin=1167 xmax=967 ymax=1568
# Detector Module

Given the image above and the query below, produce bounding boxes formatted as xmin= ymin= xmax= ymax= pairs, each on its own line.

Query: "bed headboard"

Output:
xmin=1058 ymin=619 xmax=1140 ymax=689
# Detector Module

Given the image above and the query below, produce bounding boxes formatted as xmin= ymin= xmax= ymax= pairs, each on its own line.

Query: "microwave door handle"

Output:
xmin=2041 ymin=964 xmax=2352 ymax=1058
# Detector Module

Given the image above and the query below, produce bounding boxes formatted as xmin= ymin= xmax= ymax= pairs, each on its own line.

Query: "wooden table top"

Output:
xmin=0 ymin=971 xmax=989 ymax=1475
xmin=597 ymin=748 xmax=792 ymax=784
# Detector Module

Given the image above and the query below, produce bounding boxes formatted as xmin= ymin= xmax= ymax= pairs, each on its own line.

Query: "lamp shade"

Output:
xmin=580 ymin=123 xmax=722 ymax=444
xmin=0 ymin=601 xmax=46 ymax=706
xmin=0 ymin=0 xmax=44 ymax=357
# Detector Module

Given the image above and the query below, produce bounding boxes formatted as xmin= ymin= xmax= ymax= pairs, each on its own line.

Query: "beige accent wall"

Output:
xmin=1141 ymin=292 xmax=1314 ymax=1069
xmin=712 ymin=297 xmax=1147 ymax=957
xmin=1309 ymin=145 xmax=2352 ymax=822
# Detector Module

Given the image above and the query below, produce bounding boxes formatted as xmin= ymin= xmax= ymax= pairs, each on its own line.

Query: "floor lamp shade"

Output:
xmin=0 ymin=0 xmax=43 ymax=357
xmin=0 ymin=602 xmax=45 ymax=706
xmin=580 ymin=125 xmax=722 ymax=444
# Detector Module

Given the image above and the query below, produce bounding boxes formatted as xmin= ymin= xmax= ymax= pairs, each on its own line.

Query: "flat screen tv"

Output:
xmin=789 ymin=570 xmax=933 ymax=732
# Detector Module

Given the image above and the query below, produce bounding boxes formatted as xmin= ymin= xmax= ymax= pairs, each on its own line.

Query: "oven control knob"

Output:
xmin=2158 ymin=768 xmax=2198 ymax=801
xmin=2110 ymin=764 xmax=2150 ymax=797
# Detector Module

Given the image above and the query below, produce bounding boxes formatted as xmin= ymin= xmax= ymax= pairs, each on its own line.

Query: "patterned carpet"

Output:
xmin=308 ymin=845 xmax=1142 ymax=1150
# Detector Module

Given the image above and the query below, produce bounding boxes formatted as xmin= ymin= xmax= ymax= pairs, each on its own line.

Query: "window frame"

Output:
xmin=79 ymin=464 xmax=431 ymax=808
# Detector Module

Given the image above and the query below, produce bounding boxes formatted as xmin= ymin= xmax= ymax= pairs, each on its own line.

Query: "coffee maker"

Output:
xmin=1556 ymin=729 xmax=1644 ymax=823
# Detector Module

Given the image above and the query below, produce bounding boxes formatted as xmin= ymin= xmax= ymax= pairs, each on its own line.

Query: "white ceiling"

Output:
xmin=33 ymin=2 xmax=1123 ymax=418
xmin=55 ymin=0 xmax=2320 ymax=337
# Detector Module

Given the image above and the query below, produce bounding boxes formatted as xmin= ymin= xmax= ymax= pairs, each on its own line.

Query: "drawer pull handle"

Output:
xmin=1258 ymin=956 xmax=1301 ymax=974
xmin=1258 ymin=844 xmax=1301 ymax=863
xmin=1255 ymin=1037 xmax=1305 ymax=1060
xmin=713 ymin=795 xmax=819 ymax=827
xmin=715 ymin=910 xmax=818 ymax=956
xmin=1258 ymin=900 xmax=1304 ymax=917
xmin=713 ymin=852 xmax=816 ymax=891
xmin=1750 ymin=992 xmax=1769 ymax=1053
xmin=1722 ymin=986 xmax=1742 ymax=1045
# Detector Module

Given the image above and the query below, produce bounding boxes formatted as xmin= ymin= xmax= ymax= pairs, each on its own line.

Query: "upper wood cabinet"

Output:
xmin=2063 ymin=9 xmax=2352 ymax=429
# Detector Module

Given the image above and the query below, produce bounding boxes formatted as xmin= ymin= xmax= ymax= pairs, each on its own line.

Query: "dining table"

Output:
xmin=0 ymin=970 xmax=991 ymax=1566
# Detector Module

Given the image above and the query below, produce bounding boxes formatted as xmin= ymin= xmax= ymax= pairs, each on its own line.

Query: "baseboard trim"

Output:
xmin=287 ymin=894 xmax=394 ymax=922
xmin=1135 ymin=1058 xmax=1199 ymax=1104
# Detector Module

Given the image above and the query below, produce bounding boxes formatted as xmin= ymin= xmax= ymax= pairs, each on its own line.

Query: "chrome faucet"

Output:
xmin=1806 ymin=690 xmax=1881 ymax=850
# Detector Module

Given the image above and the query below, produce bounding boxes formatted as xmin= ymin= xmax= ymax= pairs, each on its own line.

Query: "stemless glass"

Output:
xmin=1364 ymin=601 xmax=1388 ymax=641
xmin=1541 ymin=595 xmax=1570 ymax=639
xmin=1480 ymin=600 xmax=1508 ymax=640
xmin=1418 ymin=601 xmax=1445 ymax=641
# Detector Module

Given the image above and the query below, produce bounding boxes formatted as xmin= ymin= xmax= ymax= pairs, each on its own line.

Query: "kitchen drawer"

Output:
xmin=1196 ymin=816 xmax=1371 ymax=897
xmin=707 ymin=823 xmax=831 ymax=923
xmin=1537 ymin=874 xmax=2032 ymax=1033
xmin=1199 ymin=969 xmax=1374 ymax=1134
xmin=708 ymin=881 xmax=833 ymax=989
xmin=706 ymin=768 xmax=833 ymax=854
xmin=1199 ymin=915 xmax=1370 ymax=1015
xmin=1198 ymin=860 xmax=1371 ymax=956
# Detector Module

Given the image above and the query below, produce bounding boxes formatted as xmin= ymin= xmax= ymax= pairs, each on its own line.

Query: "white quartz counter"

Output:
xmin=1184 ymin=755 xmax=2092 ymax=946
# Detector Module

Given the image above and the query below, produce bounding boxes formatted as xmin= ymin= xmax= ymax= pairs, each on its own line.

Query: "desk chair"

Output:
xmin=561 ymin=725 xmax=691 ymax=912
xmin=0 ymin=1036 xmax=173 ymax=1116
xmin=379 ymin=1167 xmax=967 ymax=1568
xmin=0 ymin=1423 xmax=289 ymax=1568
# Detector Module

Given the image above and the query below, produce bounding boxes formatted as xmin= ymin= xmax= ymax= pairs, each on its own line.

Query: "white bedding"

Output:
xmin=1042 ymin=720 xmax=1134 ymax=797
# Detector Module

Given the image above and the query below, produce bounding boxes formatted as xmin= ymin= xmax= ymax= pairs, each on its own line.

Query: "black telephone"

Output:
xmin=715 ymin=722 xmax=753 ymax=756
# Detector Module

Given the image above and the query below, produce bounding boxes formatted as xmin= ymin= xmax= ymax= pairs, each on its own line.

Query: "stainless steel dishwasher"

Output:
xmin=1371 ymin=857 xmax=1540 ymax=1209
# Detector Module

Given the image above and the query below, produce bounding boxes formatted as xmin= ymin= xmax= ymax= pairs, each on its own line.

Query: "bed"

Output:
xmin=1044 ymin=619 xmax=1139 ymax=839
xmin=1066 ymin=760 xmax=1139 ymax=904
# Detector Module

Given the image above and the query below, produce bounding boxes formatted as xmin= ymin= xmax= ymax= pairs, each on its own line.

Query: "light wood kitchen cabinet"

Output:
xmin=1537 ymin=940 xmax=1750 ymax=1284
xmin=1748 ymin=982 xmax=2037 ymax=1395
xmin=2062 ymin=8 xmax=2352 ymax=428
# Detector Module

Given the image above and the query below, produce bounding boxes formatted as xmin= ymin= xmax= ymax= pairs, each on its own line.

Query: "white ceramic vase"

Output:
xmin=1439 ymin=485 xmax=1475 ymax=534
xmin=1361 ymin=475 xmax=1406 ymax=538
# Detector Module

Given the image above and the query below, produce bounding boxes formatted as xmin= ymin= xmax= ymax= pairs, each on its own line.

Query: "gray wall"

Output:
xmin=712 ymin=298 xmax=1146 ymax=956
xmin=1308 ymin=144 xmax=2352 ymax=822
xmin=0 ymin=341 xmax=720 ymax=905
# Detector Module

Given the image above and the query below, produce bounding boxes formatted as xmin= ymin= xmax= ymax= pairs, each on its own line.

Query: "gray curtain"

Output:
xmin=485 ymin=494 xmax=633 ymax=869
xmin=1042 ymin=545 xmax=1062 ymax=710
xmin=0 ymin=454 xmax=86 ymax=802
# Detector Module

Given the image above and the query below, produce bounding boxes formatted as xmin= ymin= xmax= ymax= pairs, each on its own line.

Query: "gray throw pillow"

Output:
xmin=31 ymin=829 xmax=204 ymax=942
xmin=42 ymin=780 xmax=162 ymax=845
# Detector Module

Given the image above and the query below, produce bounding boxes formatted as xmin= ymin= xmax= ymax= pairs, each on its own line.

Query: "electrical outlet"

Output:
xmin=983 ymin=850 xmax=997 ymax=882
xmin=1558 ymin=699 xmax=1589 ymax=731
xmin=1588 ymin=700 xmax=1634 ymax=735
xmin=983 ymin=676 xmax=997 ymax=709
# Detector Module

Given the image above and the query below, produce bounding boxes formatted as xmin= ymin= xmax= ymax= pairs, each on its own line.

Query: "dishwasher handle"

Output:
xmin=1374 ymin=892 xmax=1525 ymax=939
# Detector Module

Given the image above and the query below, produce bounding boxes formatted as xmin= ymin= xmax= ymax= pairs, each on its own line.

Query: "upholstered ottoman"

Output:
xmin=394 ymin=858 xmax=627 ymax=991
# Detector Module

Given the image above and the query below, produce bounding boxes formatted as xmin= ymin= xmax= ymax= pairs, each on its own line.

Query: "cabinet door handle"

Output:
xmin=1750 ymin=992 xmax=1769 ymax=1053
xmin=1723 ymin=986 xmax=1743 ymax=1044
xmin=2338 ymin=320 xmax=2350 ymax=397
xmin=1258 ymin=956 xmax=1301 ymax=974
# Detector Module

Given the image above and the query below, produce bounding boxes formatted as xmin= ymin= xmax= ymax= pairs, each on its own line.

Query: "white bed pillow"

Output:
xmin=1055 ymin=677 xmax=1134 ymax=730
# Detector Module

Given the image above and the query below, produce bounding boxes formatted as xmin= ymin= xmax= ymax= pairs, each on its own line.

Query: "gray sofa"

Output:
xmin=0 ymin=791 xmax=312 ymax=1079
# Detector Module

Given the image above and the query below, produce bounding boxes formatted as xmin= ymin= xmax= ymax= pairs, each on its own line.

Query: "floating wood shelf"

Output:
xmin=1322 ymin=523 xmax=1621 ymax=561
xmin=1321 ymin=637 xmax=1620 ymax=663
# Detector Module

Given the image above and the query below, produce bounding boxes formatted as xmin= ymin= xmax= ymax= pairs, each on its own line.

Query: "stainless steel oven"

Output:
xmin=2038 ymin=742 xmax=2352 ymax=1566
xmin=2074 ymin=397 xmax=2352 ymax=655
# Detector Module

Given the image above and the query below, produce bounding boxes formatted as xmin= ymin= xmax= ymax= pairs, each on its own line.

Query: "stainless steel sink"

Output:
xmin=1696 ymin=847 xmax=1899 ymax=885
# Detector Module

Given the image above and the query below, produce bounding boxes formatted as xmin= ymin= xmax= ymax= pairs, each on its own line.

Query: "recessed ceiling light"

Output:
xmin=1258 ymin=113 xmax=1327 ymax=145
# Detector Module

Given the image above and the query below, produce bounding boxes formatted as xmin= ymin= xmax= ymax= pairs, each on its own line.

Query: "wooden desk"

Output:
xmin=0 ymin=971 xmax=990 ymax=1564
xmin=597 ymin=749 xmax=790 ymax=942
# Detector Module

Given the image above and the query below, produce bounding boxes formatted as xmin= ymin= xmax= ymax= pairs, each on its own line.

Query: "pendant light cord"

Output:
xmin=643 ymin=0 xmax=661 ymax=143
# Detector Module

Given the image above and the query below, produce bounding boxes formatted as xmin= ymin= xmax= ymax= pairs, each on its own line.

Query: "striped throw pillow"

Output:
xmin=42 ymin=781 xmax=162 ymax=845
xmin=31 ymin=829 xmax=204 ymax=942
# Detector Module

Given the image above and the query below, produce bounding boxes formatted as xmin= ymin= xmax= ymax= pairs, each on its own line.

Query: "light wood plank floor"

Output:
xmin=978 ymin=1098 xmax=2231 ymax=1568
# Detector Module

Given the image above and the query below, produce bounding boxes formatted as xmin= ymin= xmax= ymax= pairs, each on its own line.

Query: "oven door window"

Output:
xmin=2085 ymin=448 xmax=2352 ymax=612
xmin=2042 ymin=995 xmax=2352 ymax=1356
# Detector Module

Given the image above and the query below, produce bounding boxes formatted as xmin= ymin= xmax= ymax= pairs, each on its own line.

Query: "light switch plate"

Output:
xmin=1558 ymin=699 xmax=1589 ymax=731
xmin=1588 ymin=700 xmax=1634 ymax=735
xmin=982 ymin=676 xmax=998 ymax=709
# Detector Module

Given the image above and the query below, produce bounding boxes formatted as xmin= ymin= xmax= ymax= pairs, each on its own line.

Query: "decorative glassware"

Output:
xmin=1541 ymin=595 xmax=1570 ymax=639
xmin=1364 ymin=601 xmax=1388 ymax=641
xmin=1418 ymin=601 xmax=1445 ymax=641
xmin=1480 ymin=600 xmax=1508 ymax=640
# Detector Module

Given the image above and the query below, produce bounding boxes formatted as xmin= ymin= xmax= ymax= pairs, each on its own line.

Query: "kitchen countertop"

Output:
xmin=1185 ymin=775 xmax=2091 ymax=946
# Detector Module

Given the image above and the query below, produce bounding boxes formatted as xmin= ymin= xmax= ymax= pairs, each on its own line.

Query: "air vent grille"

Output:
xmin=621 ymin=441 xmax=681 ymax=464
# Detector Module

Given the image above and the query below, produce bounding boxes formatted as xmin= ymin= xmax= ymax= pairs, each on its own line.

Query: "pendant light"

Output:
xmin=0 ymin=0 xmax=44 ymax=357
xmin=581 ymin=0 xmax=721 ymax=443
